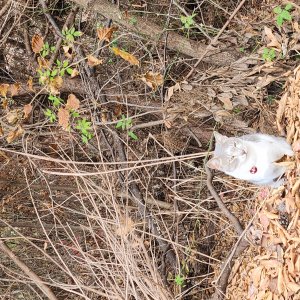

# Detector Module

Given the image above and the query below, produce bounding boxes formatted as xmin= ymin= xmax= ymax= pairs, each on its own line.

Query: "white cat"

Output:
xmin=206 ymin=132 xmax=294 ymax=187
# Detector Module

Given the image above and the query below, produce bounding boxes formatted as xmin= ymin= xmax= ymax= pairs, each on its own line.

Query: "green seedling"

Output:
xmin=116 ymin=115 xmax=138 ymax=140
xmin=174 ymin=274 xmax=185 ymax=287
xmin=274 ymin=3 xmax=293 ymax=27
xmin=180 ymin=13 xmax=196 ymax=29
xmin=44 ymin=109 xmax=56 ymax=122
xmin=76 ymin=118 xmax=93 ymax=144
xmin=62 ymin=27 xmax=82 ymax=43
xmin=40 ymin=42 xmax=55 ymax=58
xmin=129 ymin=17 xmax=137 ymax=25
xmin=262 ymin=48 xmax=276 ymax=62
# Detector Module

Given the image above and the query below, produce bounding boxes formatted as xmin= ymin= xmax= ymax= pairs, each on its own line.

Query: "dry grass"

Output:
xmin=0 ymin=0 xmax=298 ymax=299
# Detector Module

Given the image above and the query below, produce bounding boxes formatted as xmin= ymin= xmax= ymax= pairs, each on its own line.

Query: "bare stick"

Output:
xmin=185 ymin=0 xmax=246 ymax=79
xmin=39 ymin=0 xmax=64 ymax=38
xmin=205 ymin=165 xmax=243 ymax=235
xmin=0 ymin=240 xmax=58 ymax=300
xmin=0 ymin=0 xmax=12 ymax=19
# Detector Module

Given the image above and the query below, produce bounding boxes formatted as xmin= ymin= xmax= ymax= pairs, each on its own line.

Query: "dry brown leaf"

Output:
xmin=62 ymin=45 xmax=73 ymax=59
xmin=287 ymin=282 xmax=300 ymax=293
xmin=217 ymin=93 xmax=233 ymax=110
xmin=70 ymin=69 xmax=79 ymax=78
xmin=23 ymin=104 xmax=32 ymax=118
xmin=48 ymin=76 xmax=63 ymax=95
xmin=6 ymin=110 xmax=19 ymax=124
xmin=264 ymin=26 xmax=281 ymax=49
xmin=115 ymin=216 xmax=135 ymax=237
xmin=58 ymin=107 xmax=70 ymax=130
xmin=66 ymin=94 xmax=80 ymax=111
xmin=2 ymin=98 xmax=8 ymax=109
xmin=111 ymin=47 xmax=139 ymax=66
xmin=87 ymin=55 xmax=103 ymax=67
xmin=31 ymin=34 xmax=44 ymax=53
xmin=140 ymin=72 xmax=163 ymax=90
xmin=27 ymin=77 xmax=35 ymax=92
xmin=0 ymin=83 xmax=9 ymax=97
xmin=37 ymin=57 xmax=50 ymax=70
xmin=97 ymin=26 xmax=118 ymax=42
xmin=6 ymin=126 xmax=24 ymax=143
xmin=9 ymin=83 xmax=20 ymax=97
xmin=165 ymin=82 xmax=181 ymax=102
xmin=0 ymin=125 xmax=3 ymax=136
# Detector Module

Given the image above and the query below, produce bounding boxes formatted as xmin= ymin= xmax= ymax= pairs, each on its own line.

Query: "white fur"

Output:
xmin=207 ymin=133 xmax=294 ymax=187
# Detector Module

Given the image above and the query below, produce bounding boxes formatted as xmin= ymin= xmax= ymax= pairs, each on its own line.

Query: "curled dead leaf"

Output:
xmin=7 ymin=125 xmax=24 ymax=143
xmin=70 ymin=69 xmax=79 ymax=78
xmin=27 ymin=77 xmax=35 ymax=92
xmin=217 ymin=93 xmax=233 ymax=110
xmin=58 ymin=107 xmax=70 ymax=130
xmin=0 ymin=125 xmax=3 ymax=136
xmin=31 ymin=34 xmax=44 ymax=53
xmin=63 ymin=45 xmax=73 ymax=59
xmin=37 ymin=57 xmax=50 ymax=69
xmin=6 ymin=110 xmax=19 ymax=124
xmin=140 ymin=72 xmax=163 ymax=90
xmin=111 ymin=47 xmax=139 ymax=66
xmin=264 ymin=26 xmax=281 ymax=49
xmin=66 ymin=94 xmax=80 ymax=111
xmin=115 ymin=216 xmax=135 ymax=237
xmin=23 ymin=104 xmax=33 ymax=118
xmin=165 ymin=82 xmax=181 ymax=102
xmin=87 ymin=55 xmax=103 ymax=67
xmin=97 ymin=26 xmax=118 ymax=42
xmin=48 ymin=76 xmax=63 ymax=95
xmin=9 ymin=83 xmax=21 ymax=97
xmin=0 ymin=83 xmax=9 ymax=97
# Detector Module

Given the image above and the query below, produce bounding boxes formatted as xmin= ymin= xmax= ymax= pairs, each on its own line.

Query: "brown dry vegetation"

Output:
xmin=0 ymin=0 xmax=299 ymax=299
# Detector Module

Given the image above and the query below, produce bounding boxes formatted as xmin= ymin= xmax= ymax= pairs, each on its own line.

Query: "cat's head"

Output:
xmin=206 ymin=132 xmax=247 ymax=172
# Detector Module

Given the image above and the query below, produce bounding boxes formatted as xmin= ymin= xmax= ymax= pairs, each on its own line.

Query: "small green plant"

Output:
xmin=262 ymin=48 xmax=276 ymax=62
xmin=40 ymin=42 xmax=56 ymax=58
xmin=180 ymin=13 xmax=196 ymax=29
xmin=44 ymin=108 xmax=56 ymax=122
xmin=55 ymin=59 xmax=73 ymax=76
xmin=129 ymin=17 xmax=137 ymax=25
xmin=76 ymin=118 xmax=93 ymax=144
xmin=274 ymin=3 xmax=293 ymax=27
xmin=266 ymin=95 xmax=275 ymax=105
xmin=48 ymin=94 xmax=63 ymax=107
xmin=62 ymin=27 xmax=82 ymax=43
xmin=174 ymin=274 xmax=185 ymax=286
xmin=239 ymin=47 xmax=245 ymax=53
xmin=116 ymin=115 xmax=138 ymax=140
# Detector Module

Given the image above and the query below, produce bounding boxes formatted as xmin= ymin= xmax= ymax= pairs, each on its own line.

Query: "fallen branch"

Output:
xmin=205 ymin=164 xmax=249 ymax=299
xmin=70 ymin=0 xmax=239 ymax=66
xmin=0 ymin=240 xmax=58 ymax=300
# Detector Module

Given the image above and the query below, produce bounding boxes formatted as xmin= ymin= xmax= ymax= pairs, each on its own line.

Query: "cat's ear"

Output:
xmin=206 ymin=157 xmax=221 ymax=170
xmin=213 ymin=132 xmax=228 ymax=143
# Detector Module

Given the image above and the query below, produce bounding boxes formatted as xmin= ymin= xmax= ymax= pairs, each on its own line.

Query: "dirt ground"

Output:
xmin=0 ymin=0 xmax=299 ymax=299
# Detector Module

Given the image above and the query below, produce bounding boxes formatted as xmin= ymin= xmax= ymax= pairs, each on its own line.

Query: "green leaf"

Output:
xmin=175 ymin=274 xmax=185 ymax=286
xmin=73 ymin=31 xmax=82 ymax=37
xmin=71 ymin=111 xmax=80 ymax=118
xmin=66 ymin=68 xmax=73 ymax=75
xmin=128 ymin=131 xmax=138 ymax=140
xmin=82 ymin=135 xmax=88 ymax=144
xmin=285 ymin=3 xmax=293 ymax=11
xmin=60 ymin=69 xmax=65 ymax=76
xmin=273 ymin=6 xmax=282 ymax=14
xmin=63 ymin=60 xmax=69 ymax=68
xmin=116 ymin=120 xmax=123 ymax=128
xmin=51 ymin=69 xmax=58 ymax=77
xmin=281 ymin=10 xmax=292 ymax=21
xmin=56 ymin=59 xmax=61 ymax=66
xmin=70 ymin=27 xmax=75 ymax=34
xmin=276 ymin=15 xmax=284 ymax=26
